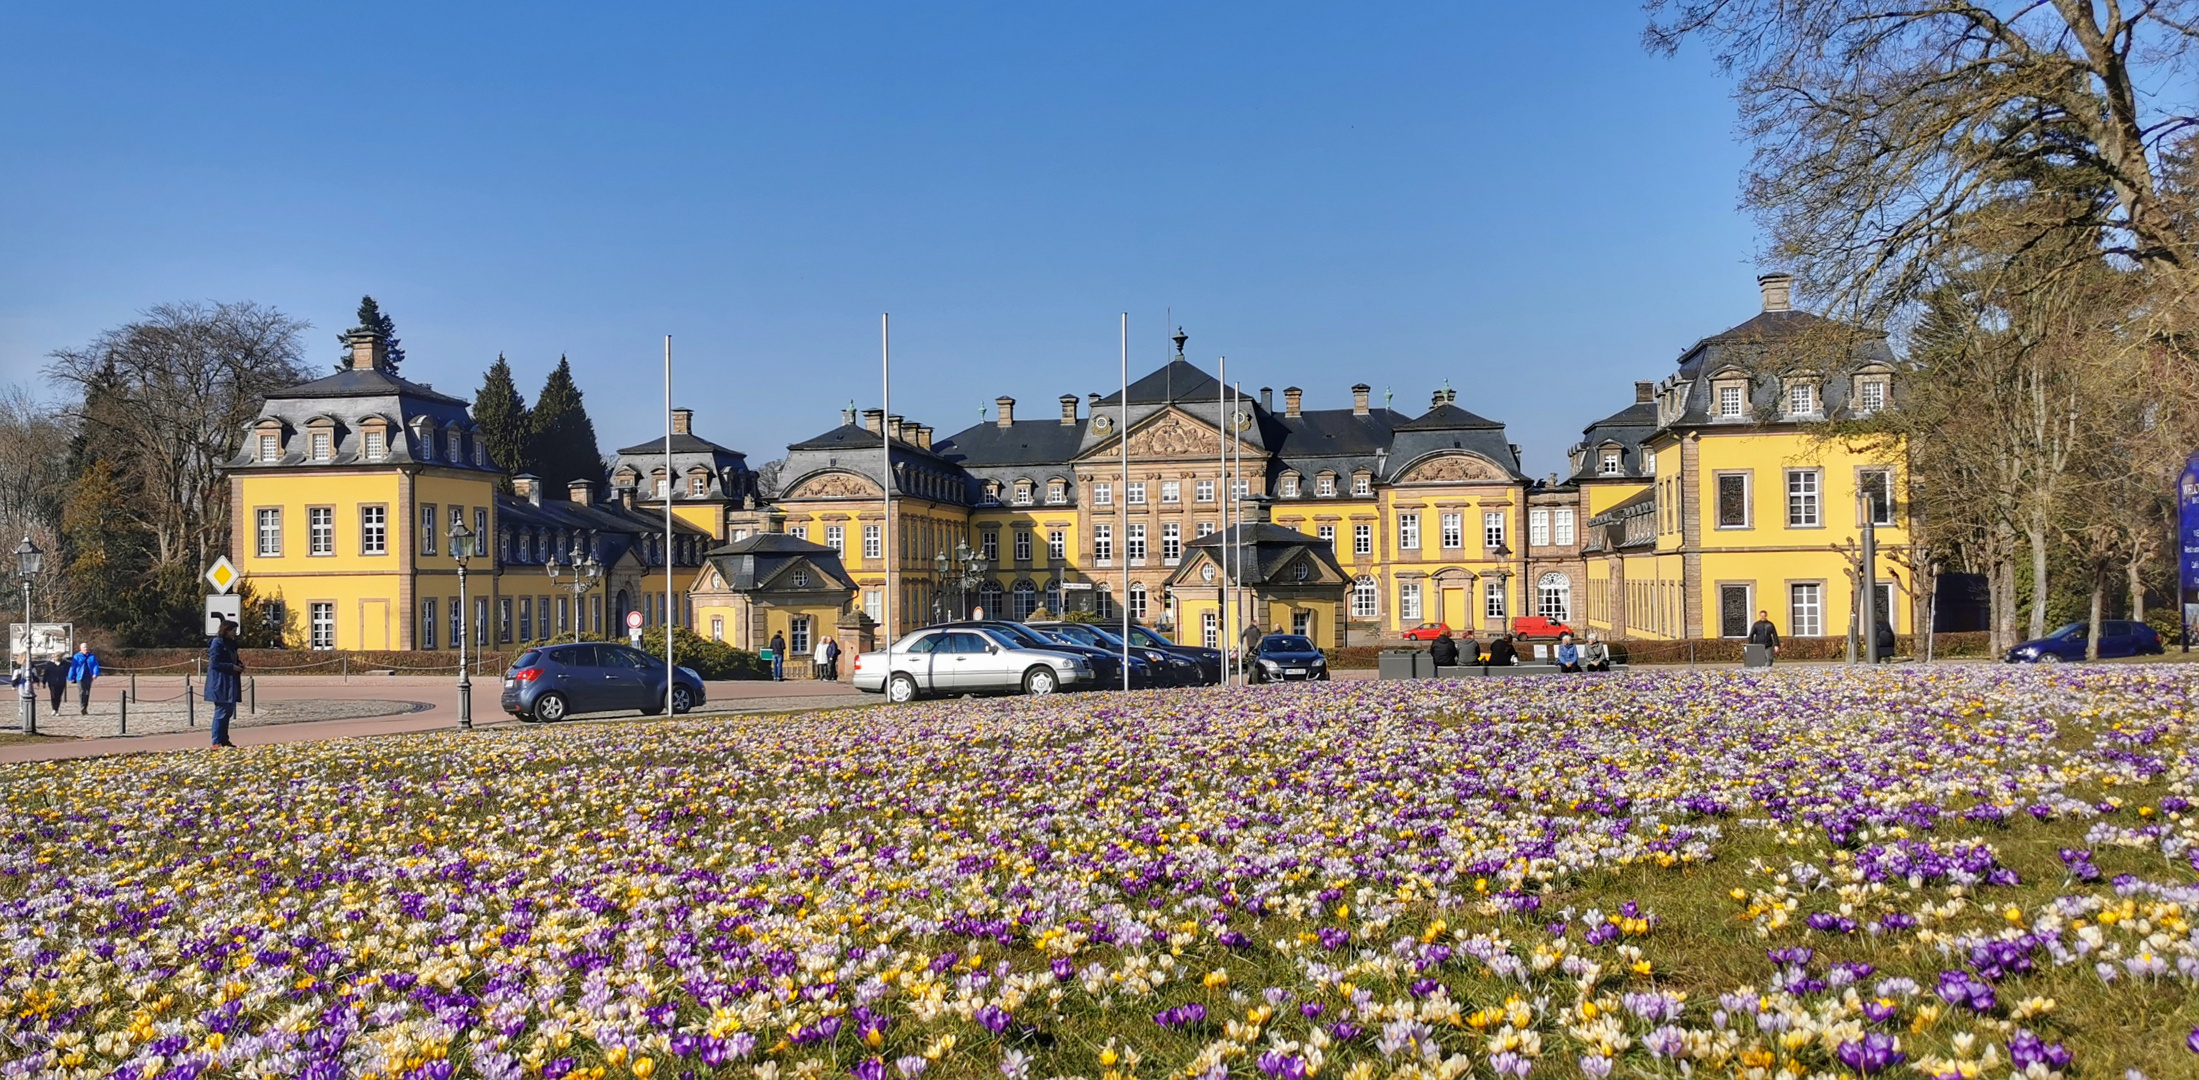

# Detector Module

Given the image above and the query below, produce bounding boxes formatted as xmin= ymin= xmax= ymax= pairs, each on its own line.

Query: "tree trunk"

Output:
xmin=2128 ymin=559 xmax=2145 ymax=624
xmin=2085 ymin=570 xmax=2104 ymax=661
xmin=2027 ymin=521 xmax=2050 ymax=641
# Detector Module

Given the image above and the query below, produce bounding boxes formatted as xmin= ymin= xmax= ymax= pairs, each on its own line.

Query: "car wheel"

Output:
xmin=532 ymin=692 xmax=569 ymax=722
xmin=888 ymin=674 xmax=919 ymax=703
xmin=2037 ymin=652 xmax=2063 ymax=663
xmin=1024 ymin=667 xmax=1059 ymax=695
xmin=670 ymin=686 xmax=693 ymax=714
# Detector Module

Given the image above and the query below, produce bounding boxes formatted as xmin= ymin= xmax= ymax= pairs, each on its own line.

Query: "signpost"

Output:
xmin=627 ymin=609 xmax=644 ymax=647
xmin=2178 ymin=453 xmax=2199 ymax=652
xmin=205 ymin=556 xmax=242 ymax=638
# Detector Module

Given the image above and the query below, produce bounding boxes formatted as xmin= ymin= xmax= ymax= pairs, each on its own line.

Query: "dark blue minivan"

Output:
xmin=502 ymin=642 xmax=706 ymax=721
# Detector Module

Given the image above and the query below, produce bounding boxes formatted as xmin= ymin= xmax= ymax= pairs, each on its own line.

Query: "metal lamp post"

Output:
xmin=547 ymin=539 xmax=602 ymax=643
xmin=448 ymin=519 xmax=475 ymax=730
xmin=14 ymin=537 xmax=39 ymax=735
xmin=935 ymin=541 xmax=989 ymax=619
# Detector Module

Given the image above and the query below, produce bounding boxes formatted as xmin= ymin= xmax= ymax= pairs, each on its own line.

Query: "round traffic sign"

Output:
xmin=626 ymin=611 xmax=645 ymax=629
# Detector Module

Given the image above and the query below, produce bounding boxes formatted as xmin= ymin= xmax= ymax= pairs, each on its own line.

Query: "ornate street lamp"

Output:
xmin=547 ymin=538 xmax=603 ymax=643
xmin=935 ymin=540 xmax=989 ymax=620
xmin=14 ymin=536 xmax=39 ymax=736
xmin=448 ymin=519 xmax=476 ymax=731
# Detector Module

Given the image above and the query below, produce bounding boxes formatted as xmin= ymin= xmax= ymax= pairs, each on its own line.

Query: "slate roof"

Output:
xmin=265 ymin=367 xmax=470 ymax=408
xmin=1093 ymin=360 xmax=1224 ymax=405
xmin=614 ymin=432 xmax=748 ymax=458
xmin=703 ymin=533 xmax=858 ymax=592
xmin=1567 ymin=400 xmax=1659 ymax=482
xmin=1393 ymin=401 xmax=1505 ymax=432
xmin=1174 ymin=519 xmax=1348 ymax=588
xmin=228 ymin=365 xmax=494 ymax=473
xmin=495 ymin=492 xmax=712 ymax=570
xmin=933 ymin=419 xmax=1089 ymax=467
xmin=1663 ymin=308 xmax=1897 ymax=428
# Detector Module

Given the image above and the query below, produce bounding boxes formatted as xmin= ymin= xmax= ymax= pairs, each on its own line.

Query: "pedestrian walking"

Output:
xmin=66 ymin=642 xmax=98 ymax=714
xmin=1238 ymin=621 xmax=1263 ymax=680
xmin=812 ymin=635 xmax=831 ymax=680
xmin=39 ymin=651 xmax=66 ymax=713
xmin=1747 ymin=610 xmax=1780 ymax=664
xmin=769 ymin=631 xmax=786 ymax=681
xmin=822 ymin=637 xmax=840 ymax=680
xmin=204 ymin=619 xmax=244 ymax=748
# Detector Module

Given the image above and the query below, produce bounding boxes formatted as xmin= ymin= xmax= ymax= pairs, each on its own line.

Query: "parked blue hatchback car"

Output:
xmin=501 ymin=642 xmax=705 ymax=721
xmin=2004 ymin=620 xmax=2164 ymax=663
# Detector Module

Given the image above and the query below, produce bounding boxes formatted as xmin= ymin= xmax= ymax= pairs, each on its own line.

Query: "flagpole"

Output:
xmin=663 ymin=334 xmax=675 ymax=712
xmin=1119 ymin=312 xmax=1130 ymax=692
xmin=1233 ymin=379 xmax=1245 ymax=653
xmin=881 ymin=314 xmax=893 ymax=646
xmin=1217 ymin=355 xmax=1229 ymax=684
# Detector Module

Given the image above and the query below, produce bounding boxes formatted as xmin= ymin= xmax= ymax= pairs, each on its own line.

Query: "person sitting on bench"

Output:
xmin=1485 ymin=634 xmax=1518 ymax=667
xmin=1582 ymin=633 xmax=1612 ymax=672
xmin=1555 ymin=633 xmax=1582 ymax=673
xmin=1430 ymin=630 xmax=1460 ymax=668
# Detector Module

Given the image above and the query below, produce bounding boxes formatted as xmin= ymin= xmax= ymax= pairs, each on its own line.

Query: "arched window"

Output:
xmin=1128 ymin=582 xmax=1148 ymax=621
xmin=1537 ymin=572 xmax=1572 ymax=622
xmin=1351 ymin=576 xmax=1378 ymax=618
xmin=978 ymin=580 xmax=1005 ymax=617
xmin=1012 ymin=580 xmax=1038 ymax=619
xmin=1044 ymin=580 xmax=1063 ymax=617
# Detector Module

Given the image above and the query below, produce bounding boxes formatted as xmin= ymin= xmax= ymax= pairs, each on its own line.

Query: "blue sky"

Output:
xmin=0 ymin=1 xmax=1762 ymax=474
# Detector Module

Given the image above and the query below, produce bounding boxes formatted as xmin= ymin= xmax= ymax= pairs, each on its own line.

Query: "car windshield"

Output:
xmin=1262 ymin=636 xmax=1316 ymax=652
xmin=981 ymin=623 xmax=1056 ymax=648
xmin=1079 ymin=626 xmax=1128 ymax=647
xmin=2046 ymin=623 xmax=2087 ymax=640
xmin=1126 ymin=627 xmax=1176 ymax=648
xmin=1043 ymin=624 xmax=1104 ymax=646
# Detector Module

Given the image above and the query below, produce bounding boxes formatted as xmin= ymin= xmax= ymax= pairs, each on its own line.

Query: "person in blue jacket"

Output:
xmin=65 ymin=643 xmax=98 ymax=714
xmin=204 ymin=619 xmax=244 ymax=748
xmin=1555 ymin=633 xmax=1583 ymax=673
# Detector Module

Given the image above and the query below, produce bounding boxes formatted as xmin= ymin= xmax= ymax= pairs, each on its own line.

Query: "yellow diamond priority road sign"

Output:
xmin=204 ymin=556 xmax=241 ymax=595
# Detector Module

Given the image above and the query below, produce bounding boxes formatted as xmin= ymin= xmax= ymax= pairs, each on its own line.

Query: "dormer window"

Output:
xmin=1599 ymin=450 xmax=1622 ymax=476
xmin=258 ymin=433 xmax=281 ymax=463
xmin=1787 ymin=381 xmax=1817 ymax=416
xmin=447 ymin=430 xmax=463 ymax=462
xmin=310 ymin=431 xmax=332 ymax=462
xmin=981 ymin=481 xmax=1002 ymax=507
xmin=1715 ymin=382 xmax=1746 ymax=418
xmin=1046 ymin=479 xmax=1066 ymax=504
xmin=473 ymin=441 xmax=486 ymax=468
xmin=689 ymin=473 xmax=709 ymax=496
xmin=1316 ymin=473 xmax=1337 ymax=497
xmin=1280 ymin=473 xmax=1300 ymax=498
xmin=1855 ymin=376 xmax=1888 ymax=415
xmin=1351 ymin=473 xmax=1371 ymax=497
xmin=1013 ymin=479 xmax=1034 ymax=506
xmin=1643 ymin=448 xmax=1657 ymax=473
xmin=364 ymin=430 xmax=387 ymax=462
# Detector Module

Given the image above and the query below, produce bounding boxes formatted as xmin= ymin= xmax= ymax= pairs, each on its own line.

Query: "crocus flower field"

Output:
xmin=4 ymin=667 xmax=2196 ymax=1080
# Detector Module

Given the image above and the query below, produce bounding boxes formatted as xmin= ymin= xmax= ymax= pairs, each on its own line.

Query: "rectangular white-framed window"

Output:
xmin=476 ymin=597 xmax=489 ymax=646
xmin=1160 ymin=480 xmax=1180 ymax=504
xmin=1398 ymin=512 xmax=1420 ymax=550
xmin=309 ymin=602 xmax=335 ymax=650
xmin=1126 ymin=523 xmax=1146 ymax=562
xmin=787 ymin=525 xmax=807 ymax=540
xmin=420 ymin=505 xmax=438 ymax=555
xmin=1859 ymin=468 xmax=1896 ymax=526
xmin=1316 ymin=475 xmax=1337 ymax=497
xmin=421 ymin=598 xmax=438 ymax=649
xmin=1529 ymin=508 xmax=1550 ymax=546
xmin=1441 ymin=513 xmax=1463 ymax=549
xmin=1788 ymin=382 xmax=1816 ymax=416
xmin=1280 ymin=475 xmax=1300 ymax=497
xmin=1196 ymin=521 xmax=1215 ymax=538
xmin=256 ymin=508 xmax=282 ymax=557
xmin=1786 ymin=469 xmax=1821 ymax=527
xmin=864 ymin=589 xmax=883 ymax=622
xmin=474 ymin=509 xmax=488 ymax=560
xmin=1012 ymin=482 xmax=1033 ymax=506
xmin=1292 ymin=610 xmax=1311 ymax=636
xmin=1599 ymin=451 xmax=1622 ymax=476
xmin=360 ymin=505 xmax=387 ymax=555
xmin=498 ymin=598 xmax=513 ymax=642
xmin=824 ymin=524 xmax=844 ymax=555
xmin=1161 ymin=523 xmax=1181 ymax=564
xmin=1195 ymin=479 xmax=1215 ymax=503
xmin=1717 ymin=383 xmax=1745 ymax=418
xmin=1232 ymin=479 xmax=1250 ymax=500
xmin=447 ymin=506 xmax=464 ymax=557
xmin=453 ymin=598 xmax=465 ymax=646
xmin=710 ymin=615 xmax=725 ymax=641
xmin=1317 ymin=524 xmax=1336 ymax=545
xmin=1857 ymin=378 xmax=1887 ymax=415
xmin=1352 ymin=474 xmax=1371 ymax=497
xmin=447 ymin=430 xmax=463 ymax=462
xmin=310 ymin=430 xmax=332 ymax=462
xmin=257 ymin=432 xmax=282 ymax=463
xmin=1484 ymin=578 xmax=1507 ymax=620
xmin=980 ymin=530 xmax=998 ymax=561
xmin=862 ymin=524 xmax=883 ymax=559
xmin=1014 ymin=528 xmax=1032 ymax=562
xmin=308 ymin=506 xmax=334 ymax=556
xmin=1483 ymin=511 xmax=1506 ymax=551
xmin=363 ymin=429 xmax=386 ymax=461
xmin=1047 ymin=528 xmax=1066 ymax=560
xmin=1352 ymin=523 xmax=1373 ymax=556
xmin=1093 ymin=523 xmax=1113 ymax=562
xmin=1553 ymin=509 xmax=1575 ymax=546
xmin=790 ymin=616 xmax=811 ymax=654
xmin=1202 ymin=610 xmax=1219 ymax=648
xmin=1093 ymin=482 xmax=1112 ymax=507
xmin=1789 ymin=582 xmax=1823 ymax=637
xmin=518 ymin=597 xmax=532 ymax=641
xmin=1716 ymin=472 xmax=1752 ymax=529
xmin=1399 ymin=581 xmax=1421 ymax=621
xmin=1127 ymin=481 xmax=1146 ymax=505
xmin=1352 ymin=577 xmax=1378 ymax=618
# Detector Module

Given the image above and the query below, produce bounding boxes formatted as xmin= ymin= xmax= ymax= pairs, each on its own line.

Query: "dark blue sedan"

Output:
xmin=502 ymin=642 xmax=706 ymax=721
xmin=2005 ymin=620 xmax=2164 ymax=663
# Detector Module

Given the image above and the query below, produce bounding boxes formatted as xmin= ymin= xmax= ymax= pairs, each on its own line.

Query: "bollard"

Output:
xmin=119 ymin=692 xmax=127 ymax=736
xmin=186 ymin=675 xmax=195 ymax=728
xmin=131 ymin=672 xmax=138 ymax=700
xmin=249 ymin=676 xmax=256 ymax=715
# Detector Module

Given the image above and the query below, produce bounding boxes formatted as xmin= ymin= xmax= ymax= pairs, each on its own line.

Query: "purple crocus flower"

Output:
xmin=853 ymin=1058 xmax=887 ymax=1080
xmin=974 ymin=1005 xmax=1012 ymax=1034
xmin=1835 ymin=1033 xmax=1905 ymax=1074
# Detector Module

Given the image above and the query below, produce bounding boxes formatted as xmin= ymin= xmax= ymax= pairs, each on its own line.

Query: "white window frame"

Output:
xmin=309 ymin=602 xmax=335 ymax=650
xmin=363 ymin=430 xmax=386 ymax=462
xmin=1161 ymin=522 xmax=1181 ymax=564
xmin=361 ymin=505 xmax=387 ymax=555
xmin=1127 ymin=481 xmax=1146 ymax=505
xmin=1599 ymin=451 xmax=1621 ymax=476
xmin=863 ymin=524 xmax=883 ymax=559
xmin=1537 ymin=572 xmax=1571 ymax=622
xmin=1786 ymin=469 xmax=1822 ymax=528
xmin=1160 ymin=480 xmax=1180 ymax=504
xmin=420 ymin=505 xmax=438 ymax=555
xmin=310 ymin=430 xmax=332 ymax=462
xmin=1399 ymin=581 xmax=1421 ymax=621
xmin=1195 ymin=479 xmax=1215 ymax=503
xmin=1351 ymin=577 xmax=1378 ymax=618
xmin=1859 ymin=468 xmax=1897 ymax=527
xmin=1715 ymin=472 xmax=1753 ymax=529
xmin=1352 ymin=474 xmax=1371 ymax=497
xmin=421 ymin=598 xmax=438 ymax=649
xmin=308 ymin=506 xmax=334 ymax=556
xmin=1484 ymin=578 xmax=1507 ymax=620
xmin=1789 ymin=582 xmax=1823 ymax=637
xmin=1352 ymin=523 xmax=1373 ymax=556
xmin=1316 ymin=475 xmax=1337 ymax=497
xmin=1128 ymin=583 xmax=1148 ymax=620
xmin=1047 ymin=528 xmax=1066 ymax=561
xmin=1280 ymin=475 xmax=1300 ymax=497
xmin=979 ymin=530 xmax=998 ymax=561
xmin=1012 ymin=481 xmax=1033 ymax=507
xmin=1398 ymin=512 xmax=1419 ymax=551
xmin=1716 ymin=382 xmax=1746 ymax=418
xmin=1014 ymin=528 xmax=1032 ymax=562
xmin=1126 ymin=523 xmax=1146 ymax=563
xmin=256 ymin=508 xmax=282 ymax=557
xmin=1483 ymin=511 xmax=1506 ymax=551
xmin=1092 ymin=523 xmax=1113 ymax=563
xmin=1093 ymin=482 xmax=1112 ymax=507
xmin=1787 ymin=381 xmax=1817 ymax=416
xmin=824 ymin=524 xmax=844 ymax=555
xmin=258 ymin=433 xmax=280 ymax=463
xmin=1441 ymin=513 xmax=1463 ymax=549
xmin=1856 ymin=377 xmax=1888 ymax=415
xmin=1202 ymin=610 xmax=1219 ymax=648
xmin=1553 ymin=509 xmax=1575 ymax=546
xmin=1529 ymin=508 xmax=1550 ymax=547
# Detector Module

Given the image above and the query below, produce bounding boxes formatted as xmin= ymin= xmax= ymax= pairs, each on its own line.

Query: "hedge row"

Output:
xmin=1328 ymin=632 xmax=1994 ymax=668
xmin=96 ymin=631 xmax=772 ymax=680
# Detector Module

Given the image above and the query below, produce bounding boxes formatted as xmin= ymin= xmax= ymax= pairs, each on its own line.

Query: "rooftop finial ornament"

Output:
xmin=1172 ymin=327 xmax=1187 ymax=358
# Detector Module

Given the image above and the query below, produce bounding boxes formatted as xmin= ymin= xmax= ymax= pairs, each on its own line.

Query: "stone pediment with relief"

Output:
xmin=1397 ymin=452 xmax=1506 ymax=484
xmin=786 ymin=471 xmax=882 ymax=500
xmin=1085 ymin=409 xmax=1252 ymax=462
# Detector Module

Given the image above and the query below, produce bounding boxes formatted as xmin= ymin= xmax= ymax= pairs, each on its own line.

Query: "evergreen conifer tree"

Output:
xmin=472 ymin=354 xmax=531 ymax=491
xmin=524 ymin=356 xmax=605 ymax=498
xmin=338 ymin=296 xmax=405 ymax=373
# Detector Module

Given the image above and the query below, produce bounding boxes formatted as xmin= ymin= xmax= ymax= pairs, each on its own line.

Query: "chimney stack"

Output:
xmin=1246 ymin=495 xmax=1273 ymax=525
xmin=887 ymin=414 xmax=905 ymax=442
xmin=1635 ymin=380 xmax=1655 ymax=404
xmin=1260 ymin=386 xmax=1273 ymax=412
xmin=1431 ymin=390 xmax=1447 ymax=409
xmin=513 ymin=474 xmax=542 ymax=506
xmin=995 ymin=396 xmax=1015 ymax=427
xmin=1059 ymin=394 xmax=1078 ymax=425
xmin=917 ymin=426 xmax=933 ymax=450
xmin=343 ymin=329 xmax=387 ymax=372
xmin=862 ymin=408 xmax=884 ymax=434
xmin=620 ymin=486 xmax=636 ymax=511
xmin=671 ymin=408 xmax=693 ymax=435
xmin=1283 ymin=386 xmax=1303 ymax=419
xmin=1757 ymin=272 xmax=1794 ymax=313
xmin=1351 ymin=383 xmax=1371 ymax=417
xmin=1088 ymin=392 xmax=1103 ymax=412
xmin=569 ymin=479 xmax=596 ymax=506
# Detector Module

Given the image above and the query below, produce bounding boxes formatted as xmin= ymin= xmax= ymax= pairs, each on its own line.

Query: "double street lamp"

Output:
xmin=547 ymin=540 xmax=603 ymax=643
xmin=448 ymin=519 xmax=479 ymax=731
xmin=14 ymin=537 xmax=39 ymax=736
xmin=934 ymin=540 xmax=989 ymax=620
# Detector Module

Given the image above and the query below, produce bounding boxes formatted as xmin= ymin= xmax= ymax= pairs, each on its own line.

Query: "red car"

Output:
xmin=1399 ymin=622 xmax=1451 ymax=641
xmin=1511 ymin=617 xmax=1572 ymax=639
